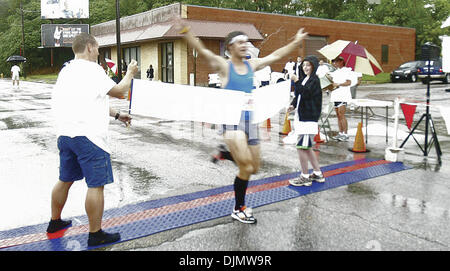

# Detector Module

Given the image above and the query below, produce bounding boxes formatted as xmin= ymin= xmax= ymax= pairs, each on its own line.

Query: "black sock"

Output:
xmin=234 ymin=176 xmax=248 ymax=211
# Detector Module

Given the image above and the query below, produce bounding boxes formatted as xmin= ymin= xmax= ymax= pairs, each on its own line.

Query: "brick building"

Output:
xmin=91 ymin=3 xmax=416 ymax=86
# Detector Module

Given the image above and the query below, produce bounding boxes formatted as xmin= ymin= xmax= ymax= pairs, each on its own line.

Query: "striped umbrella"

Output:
xmin=317 ymin=40 xmax=383 ymax=76
xmin=105 ymin=58 xmax=118 ymax=75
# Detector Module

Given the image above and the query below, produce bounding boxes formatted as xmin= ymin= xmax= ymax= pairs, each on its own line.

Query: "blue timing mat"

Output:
xmin=0 ymin=159 xmax=410 ymax=251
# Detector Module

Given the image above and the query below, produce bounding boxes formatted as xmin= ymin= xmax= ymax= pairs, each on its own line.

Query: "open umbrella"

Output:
xmin=105 ymin=58 xmax=118 ymax=75
xmin=317 ymin=40 xmax=383 ymax=76
xmin=6 ymin=55 xmax=27 ymax=63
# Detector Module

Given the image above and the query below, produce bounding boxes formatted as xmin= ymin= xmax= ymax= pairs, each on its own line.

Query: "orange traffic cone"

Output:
xmin=314 ymin=127 xmax=325 ymax=143
xmin=279 ymin=112 xmax=291 ymax=135
xmin=349 ymin=122 xmax=369 ymax=153
xmin=261 ymin=118 xmax=271 ymax=129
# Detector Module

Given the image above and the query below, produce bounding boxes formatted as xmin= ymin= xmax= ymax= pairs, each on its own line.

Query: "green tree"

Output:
xmin=371 ymin=0 xmax=450 ymax=57
xmin=296 ymin=0 xmax=345 ymax=19
xmin=0 ymin=0 xmax=448 ymax=75
xmin=420 ymin=0 xmax=450 ymax=47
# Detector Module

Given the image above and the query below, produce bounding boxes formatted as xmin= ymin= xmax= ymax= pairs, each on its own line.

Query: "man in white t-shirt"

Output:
xmin=293 ymin=56 xmax=303 ymax=78
xmin=316 ymin=60 xmax=329 ymax=78
xmin=284 ymin=58 xmax=295 ymax=79
xmin=329 ymin=56 xmax=352 ymax=141
xmin=11 ymin=64 xmax=20 ymax=88
xmin=49 ymin=33 xmax=138 ymax=247
xmin=54 ymin=26 xmax=63 ymax=47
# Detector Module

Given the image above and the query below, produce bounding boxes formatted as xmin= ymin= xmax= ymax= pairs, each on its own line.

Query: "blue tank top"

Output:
xmin=225 ymin=60 xmax=254 ymax=121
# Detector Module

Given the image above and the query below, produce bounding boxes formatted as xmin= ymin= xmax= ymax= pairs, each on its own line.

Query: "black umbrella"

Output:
xmin=6 ymin=55 xmax=27 ymax=63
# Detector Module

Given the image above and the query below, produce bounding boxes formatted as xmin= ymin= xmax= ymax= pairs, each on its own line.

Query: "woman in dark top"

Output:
xmin=288 ymin=55 xmax=326 ymax=187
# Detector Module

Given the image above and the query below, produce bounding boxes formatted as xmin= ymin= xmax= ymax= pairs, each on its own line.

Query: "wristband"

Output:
xmin=115 ymin=112 xmax=120 ymax=120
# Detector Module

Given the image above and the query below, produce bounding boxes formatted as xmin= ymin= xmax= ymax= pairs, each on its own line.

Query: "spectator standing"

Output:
xmin=11 ymin=64 xmax=20 ymax=89
xmin=316 ymin=60 xmax=329 ymax=78
xmin=284 ymin=58 xmax=295 ymax=79
xmin=288 ymin=55 xmax=325 ymax=186
xmin=146 ymin=64 xmax=154 ymax=81
xmin=293 ymin=56 xmax=303 ymax=78
xmin=54 ymin=26 xmax=63 ymax=47
xmin=329 ymin=56 xmax=352 ymax=141
xmin=49 ymin=33 xmax=138 ymax=247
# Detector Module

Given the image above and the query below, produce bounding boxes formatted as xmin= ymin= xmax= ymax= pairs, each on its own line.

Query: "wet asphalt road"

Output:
xmin=0 ymin=78 xmax=449 ymax=251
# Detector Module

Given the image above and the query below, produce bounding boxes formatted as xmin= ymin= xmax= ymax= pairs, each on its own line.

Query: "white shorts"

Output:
xmin=12 ymin=74 xmax=19 ymax=80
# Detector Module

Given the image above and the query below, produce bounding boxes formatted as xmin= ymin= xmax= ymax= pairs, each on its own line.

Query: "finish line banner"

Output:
xmin=129 ymin=80 xmax=291 ymax=125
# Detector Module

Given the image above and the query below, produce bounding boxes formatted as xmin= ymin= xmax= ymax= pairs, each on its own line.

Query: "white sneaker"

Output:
xmin=332 ymin=134 xmax=344 ymax=141
xmin=337 ymin=134 xmax=349 ymax=142
xmin=310 ymin=172 xmax=325 ymax=183
xmin=289 ymin=175 xmax=312 ymax=186
xmin=231 ymin=206 xmax=256 ymax=224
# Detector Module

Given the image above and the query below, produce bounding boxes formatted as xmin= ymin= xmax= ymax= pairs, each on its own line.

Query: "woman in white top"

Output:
xmin=329 ymin=56 xmax=352 ymax=141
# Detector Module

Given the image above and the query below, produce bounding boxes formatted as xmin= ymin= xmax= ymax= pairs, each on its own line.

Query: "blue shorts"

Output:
xmin=57 ymin=136 xmax=114 ymax=188
xmin=296 ymin=134 xmax=314 ymax=150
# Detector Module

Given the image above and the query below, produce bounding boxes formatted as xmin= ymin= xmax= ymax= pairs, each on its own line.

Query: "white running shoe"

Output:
xmin=337 ymin=134 xmax=349 ymax=142
xmin=310 ymin=172 xmax=326 ymax=183
xmin=231 ymin=206 xmax=256 ymax=224
xmin=289 ymin=175 xmax=312 ymax=186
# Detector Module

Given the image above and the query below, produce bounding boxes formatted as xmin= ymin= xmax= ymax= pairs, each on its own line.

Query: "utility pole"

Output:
xmin=20 ymin=1 xmax=26 ymax=78
xmin=115 ymin=0 xmax=122 ymax=81
xmin=50 ymin=19 xmax=54 ymax=68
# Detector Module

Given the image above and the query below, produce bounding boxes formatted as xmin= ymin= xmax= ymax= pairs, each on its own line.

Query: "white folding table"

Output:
xmin=349 ymin=99 xmax=393 ymax=144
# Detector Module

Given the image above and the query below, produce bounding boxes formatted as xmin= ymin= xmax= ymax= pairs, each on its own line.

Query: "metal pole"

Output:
xmin=386 ymin=106 xmax=388 ymax=144
xmin=424 ymin=57 xmax=431 ymax=155
xmin=20 ymin=1 xmax=26 ymax=78
xmin=50 ymin=19 xmax=53 ymax=68
xmin=115 ymin=0 xmax=122 ymax=81
xmin=193 ymin=49 xmax=197 ymax=86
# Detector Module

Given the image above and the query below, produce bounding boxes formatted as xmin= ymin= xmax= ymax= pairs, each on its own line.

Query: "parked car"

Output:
xmin=390 ymin=61 xmax=423 ymax=83
xmin=417 ymin=59 xmax=450 ymax=84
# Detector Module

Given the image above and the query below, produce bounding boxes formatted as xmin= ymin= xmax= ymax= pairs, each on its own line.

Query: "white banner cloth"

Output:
xmin=439 ymin=106 xmax=450 ymax=135
xmin=130 ymin=79 xmax=291 ymax=125
xmin=251 ymin=80 xmax=291 ymax=124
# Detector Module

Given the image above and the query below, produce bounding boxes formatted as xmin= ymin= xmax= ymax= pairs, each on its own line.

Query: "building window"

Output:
xmin=219 ymin=40 xmax=226 ymax=57
xmin=100 ymin=48 xmax=111 ymax=60
xmin=122 ymin=46 xmax=141 ymax=78
xmin=381 ymin=45 xmax=389 ymax=64
xmin=161 ymin=42 xmax=174 ymax=83
xmin=305 ymin=36 xmax=327 ymax=60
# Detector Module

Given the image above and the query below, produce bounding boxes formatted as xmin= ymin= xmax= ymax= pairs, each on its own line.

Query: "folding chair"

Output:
xmin=319 ymin=102 xmax=334 ymax=141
